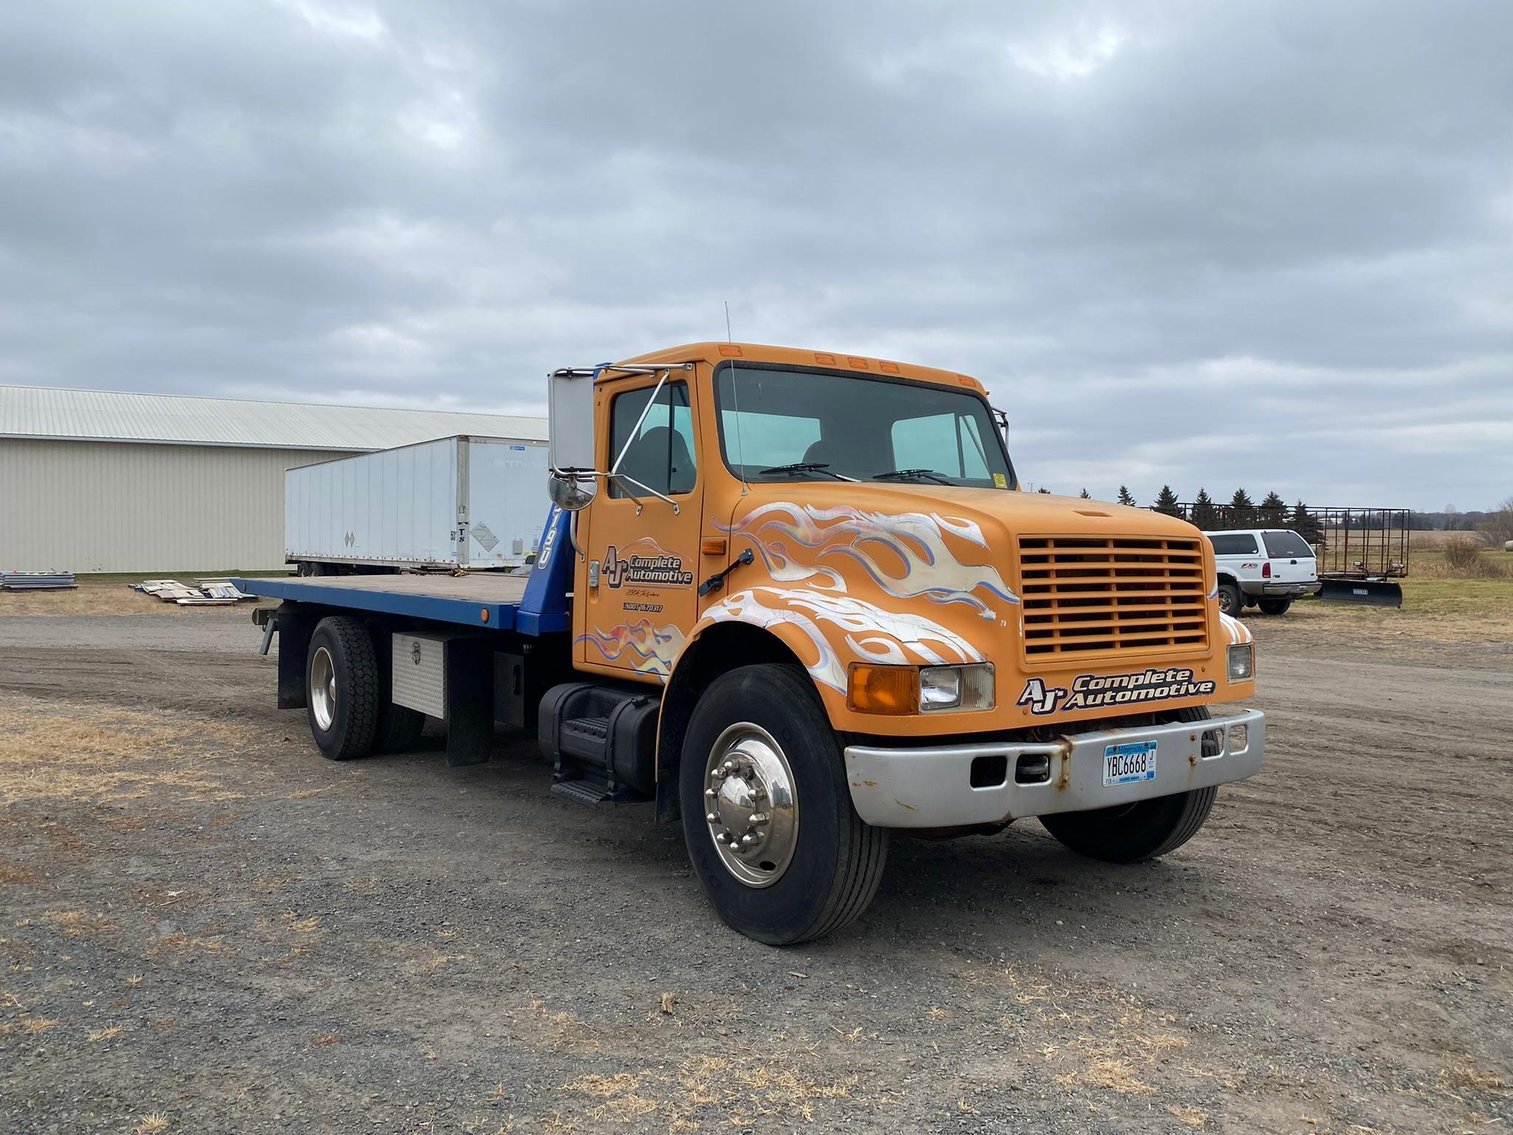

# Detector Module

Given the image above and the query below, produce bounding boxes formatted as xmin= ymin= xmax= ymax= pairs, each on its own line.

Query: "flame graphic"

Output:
xmin=723 ymin=502 xmax=1018 ymax=620
xmin=578 ymin=620 xmax=686 ymax=679
xmin=706 ymin=587 xmax=984 ymax=693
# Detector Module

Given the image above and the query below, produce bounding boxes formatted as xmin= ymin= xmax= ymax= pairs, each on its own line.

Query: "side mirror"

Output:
xmin=548 ymin=471 xmax=597 ymax=512
xmin=548 ymin=368 xmax=597 ymax=473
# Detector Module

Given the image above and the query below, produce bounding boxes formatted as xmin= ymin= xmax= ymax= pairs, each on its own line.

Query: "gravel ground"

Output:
xmin=0 ymin=606 xmax=1509 ymax=1134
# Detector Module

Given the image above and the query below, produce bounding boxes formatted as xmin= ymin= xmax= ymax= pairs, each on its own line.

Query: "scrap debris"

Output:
xmin=133 ymin=578 xmax=256 ymax=606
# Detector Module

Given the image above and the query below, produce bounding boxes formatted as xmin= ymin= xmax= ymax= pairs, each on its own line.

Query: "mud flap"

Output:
xmin=1319 ymin=578 xmax=1403 ymax=607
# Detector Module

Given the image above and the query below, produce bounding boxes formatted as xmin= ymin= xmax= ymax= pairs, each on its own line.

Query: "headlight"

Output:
xmin=847 ymin=663 xmax=995 ymax=714
xmin=1227 ymin=643 xmax=1254 ymax=682
xmin=920 ymin=664 xmax=995 ymax=712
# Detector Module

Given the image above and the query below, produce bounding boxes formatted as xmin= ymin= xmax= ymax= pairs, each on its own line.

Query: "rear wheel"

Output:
xmin=306 ymin=617 xmax=380 ymax=761
xmin=1257 ymin=597 xmax=1292 ymax=615
xmin=1039 ymin=708 xmax=1218 ymax=863
xmin=1216 ymin=582 xmax=1244 ymax=617
xmin=679 ymin=664 xmax=888 ymax=945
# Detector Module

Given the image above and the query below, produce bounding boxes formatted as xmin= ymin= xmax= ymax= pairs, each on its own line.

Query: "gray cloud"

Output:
xmin=1 ymin=0 xmax=1509 ymax=509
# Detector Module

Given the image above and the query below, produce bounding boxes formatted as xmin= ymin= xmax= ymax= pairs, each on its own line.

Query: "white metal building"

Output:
xmin=0 ymin=386 xmax=547 ymax=573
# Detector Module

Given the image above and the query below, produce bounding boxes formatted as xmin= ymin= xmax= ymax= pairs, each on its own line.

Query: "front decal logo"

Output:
xmin=603 ymin=545 xmax=694 ymax=589
xmin=1017 ymin=667 xmax=1217 ymax=716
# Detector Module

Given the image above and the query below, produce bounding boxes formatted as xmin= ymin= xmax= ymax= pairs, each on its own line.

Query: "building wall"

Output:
xmin=0 ymin=438 xmax=361 ymax=573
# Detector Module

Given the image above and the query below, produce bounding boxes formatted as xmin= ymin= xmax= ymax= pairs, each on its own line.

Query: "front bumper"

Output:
xmin=843 ymin=709 xmax=1265 ymax=829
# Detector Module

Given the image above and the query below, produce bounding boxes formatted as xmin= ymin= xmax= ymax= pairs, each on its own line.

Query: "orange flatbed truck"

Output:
xmin=237 ymin=342 xmax=1264 ymax=945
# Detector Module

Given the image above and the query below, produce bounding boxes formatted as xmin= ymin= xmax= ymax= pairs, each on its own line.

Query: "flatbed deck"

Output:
xmin=234 ymin=572 xmax=533 ymax=630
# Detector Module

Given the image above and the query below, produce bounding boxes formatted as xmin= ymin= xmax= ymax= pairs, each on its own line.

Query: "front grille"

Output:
xmin=1018 ymin=535 xmax=1209 ymax=658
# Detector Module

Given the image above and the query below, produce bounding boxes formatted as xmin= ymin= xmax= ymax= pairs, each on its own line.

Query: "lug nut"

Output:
xmin=705 ymin=787 xmax=716 ymax=800
xmin=715 ymin=832 xmax=729 ymax=844
xmin=706 ymin=812 xmax=719 ymax=824
xmin=749 ymin=812 xmax=768 ymax=825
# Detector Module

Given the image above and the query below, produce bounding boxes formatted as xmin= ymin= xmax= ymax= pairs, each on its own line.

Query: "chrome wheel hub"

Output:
xmin=702 ymin=722 xmax=798 ymax=888
xmin=310 ymin=646 xmax=337 ymax=731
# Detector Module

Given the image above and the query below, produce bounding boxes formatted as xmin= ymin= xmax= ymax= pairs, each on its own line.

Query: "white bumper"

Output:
xmin=843 ymin=709 xmax=1265 ymax=829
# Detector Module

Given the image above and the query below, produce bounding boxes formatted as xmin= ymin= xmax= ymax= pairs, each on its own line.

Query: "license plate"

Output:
xmin=1103 ymin=740 xmax=1158 ymax=786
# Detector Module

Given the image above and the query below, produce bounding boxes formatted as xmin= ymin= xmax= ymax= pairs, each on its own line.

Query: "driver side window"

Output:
xmin=609 ymin=382 xmax=697 ymax=498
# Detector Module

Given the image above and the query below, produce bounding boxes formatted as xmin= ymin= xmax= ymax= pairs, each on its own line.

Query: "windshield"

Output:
xmin=714 ymin=363 xmax=1016 ymax=488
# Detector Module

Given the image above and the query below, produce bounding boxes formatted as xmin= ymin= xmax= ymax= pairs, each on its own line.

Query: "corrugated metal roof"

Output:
xmin=0 ymin=385 xmax=547 ymax=452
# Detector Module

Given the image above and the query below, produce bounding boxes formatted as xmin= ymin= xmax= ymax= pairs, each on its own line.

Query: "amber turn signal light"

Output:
xmin=847 ymin=664 xmax=918 ymax=715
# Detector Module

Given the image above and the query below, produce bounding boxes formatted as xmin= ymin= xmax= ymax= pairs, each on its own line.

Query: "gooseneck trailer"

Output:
xmin=238 ymin=342 xmax=1266 ymax=945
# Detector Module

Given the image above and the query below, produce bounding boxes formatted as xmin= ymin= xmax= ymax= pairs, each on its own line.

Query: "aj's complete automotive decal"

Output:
xmin=1016 ymin=667 xmax=1216 ymax=716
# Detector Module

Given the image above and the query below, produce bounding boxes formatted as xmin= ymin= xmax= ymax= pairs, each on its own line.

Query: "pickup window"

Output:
xmin=1262 ymin=530 xmax=1314 ymax=558
xmin=714 ymin=362 xmax=1015 ymax=487
xmin=1210 ymin=534 xmax=1259 ymax=555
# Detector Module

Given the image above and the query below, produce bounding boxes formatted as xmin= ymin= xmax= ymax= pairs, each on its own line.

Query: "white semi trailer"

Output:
xmin=284 ymin=435 xmax=548 ymax=575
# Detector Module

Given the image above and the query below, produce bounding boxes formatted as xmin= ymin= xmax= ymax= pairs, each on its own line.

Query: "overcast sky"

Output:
xmin=2 ymin=1 xmax=1509 ymax=511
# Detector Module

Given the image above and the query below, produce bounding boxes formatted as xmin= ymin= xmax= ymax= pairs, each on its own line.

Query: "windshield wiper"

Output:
xmin=872 ymin=468 xmax=954 ymax=485
xmin=757 ymin=462 xmax=855 ymax=481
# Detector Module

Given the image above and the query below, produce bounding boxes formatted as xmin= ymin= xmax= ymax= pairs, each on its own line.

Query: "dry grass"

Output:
xmin=311 ymin=1032 xmax=345 ymax=1046
xmin=1168 ymin=1104 xmax=1211 ymax=1128
xmin=0 ymin=699 xmax=253 ymax=806
xmin=39 ymin=909 xmax=119 ymax=937
xmin=87 ymin=1025 xmax=123 ymax=1042
xmin=557 ymin=1052 xmax=861 ymax=1130
xmin=0 ymin=578 xmax=278 ymax=617
xmin=1263 ymin=576 xmax=1513 ymax=645
xmin=147 ymin=931 xmax=226 ymax=958
xmin=133 ymin=1113 xmax=170 ymax=1134
xmin=0 ymin=859 xmax=44 ymax=886
xmin=1440 ymin=1056 xmax=1508 ymax=1096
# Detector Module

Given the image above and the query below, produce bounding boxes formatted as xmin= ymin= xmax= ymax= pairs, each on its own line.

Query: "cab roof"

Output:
xmin=607 ymin=342 xmax=986 ymax=394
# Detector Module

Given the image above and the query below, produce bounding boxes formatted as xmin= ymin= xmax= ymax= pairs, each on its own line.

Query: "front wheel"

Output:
xmin=1257 ymin=597 xmax=1292 ymax=615
xmin=679 ymin=665 xmax=888 ymax=945
xmin=1039 ymin=708 xmax=1218 ymax=863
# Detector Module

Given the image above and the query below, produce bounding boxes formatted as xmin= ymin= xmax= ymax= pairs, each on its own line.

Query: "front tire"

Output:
xmin=679 ymin=665 xmax=888 ymax=945
xmin=1257 ymin=597 xmax=1292 ymax=615
xmin=306 ymin=616 xmax=380 ymax=761
xmin=1039 ymin=708 xmax=1218 ymax=863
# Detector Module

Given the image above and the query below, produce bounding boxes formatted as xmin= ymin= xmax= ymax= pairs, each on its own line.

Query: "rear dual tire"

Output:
xmin=306 ymin=616 xmax=425 ymax=761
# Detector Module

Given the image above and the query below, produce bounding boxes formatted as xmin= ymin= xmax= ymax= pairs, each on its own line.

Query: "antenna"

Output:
xmin=724 ymin=301 xmax=732 ymax=343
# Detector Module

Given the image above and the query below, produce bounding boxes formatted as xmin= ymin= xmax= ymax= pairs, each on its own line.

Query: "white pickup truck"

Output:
xmin=1207 ymin=529 xmax=1320 ymax=616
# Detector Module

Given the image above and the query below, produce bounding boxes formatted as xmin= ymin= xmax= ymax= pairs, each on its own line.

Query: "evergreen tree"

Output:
xmin=1260 ymin=491 xmax=1287 ymax=525
xmin=1154 ymin=485 xmax=1182 ymax=517
xmin=1079 ymin=488 xmax=1091 ymax=499
xmin=1117 ymin=485 xmax=1136 ymax=506
xmin=1289 ymin=501 xmax=1322 ymax=544
xmin=1192 ymin=488 xmax=1219 ymax=529
xmin=1228 ymin=488 xmax=1255 ymax=528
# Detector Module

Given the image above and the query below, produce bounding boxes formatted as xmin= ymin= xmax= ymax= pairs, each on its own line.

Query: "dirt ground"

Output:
xmin=0 ymin=598 xmax=1508 ymax=1134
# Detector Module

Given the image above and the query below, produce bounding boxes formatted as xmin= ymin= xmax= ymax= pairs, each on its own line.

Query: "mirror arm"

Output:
xmin=611 ymin=474 xmax=680 ymax=516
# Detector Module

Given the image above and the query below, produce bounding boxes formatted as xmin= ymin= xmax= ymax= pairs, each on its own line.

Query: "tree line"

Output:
xmin=1109 ymin=486 xmax=1323 ymax=540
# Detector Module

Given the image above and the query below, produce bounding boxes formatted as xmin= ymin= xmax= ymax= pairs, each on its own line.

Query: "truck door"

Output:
xmin=575 ymin=373 xmax=704 ymax=681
